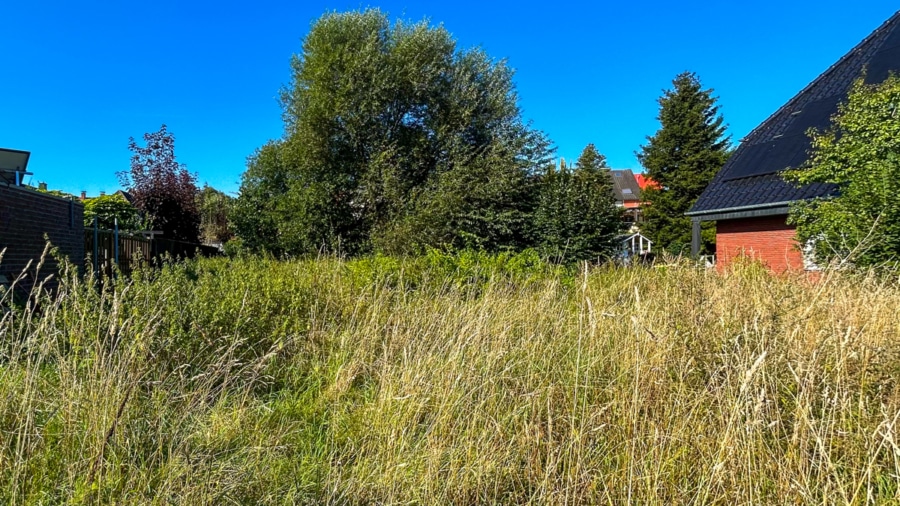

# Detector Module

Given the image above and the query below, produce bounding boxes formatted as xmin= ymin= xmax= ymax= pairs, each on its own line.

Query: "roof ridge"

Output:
xmin=690 ymin=11 xmax=900 ymax=216
xmin=740 ymin=10 xmax=900 ymax=145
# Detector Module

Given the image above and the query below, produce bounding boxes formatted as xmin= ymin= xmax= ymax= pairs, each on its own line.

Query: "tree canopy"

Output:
xmin=118 ymin=125 xmax=200 ymax=243
xmin=232 ymin=141 xmax=289 ymax=254
xmin=83 ymin=193 xmax=142 ymax=230
xmin=234 ymin=9 xmax=551 ymax=256
xmin=786 ymin=75 xmax=900 ymax=268
xmin=198 ymin=185 xmax=234 ymax=244
xmin=533 ymin=144 xmax=623 ymax=261
xmin=637 ymin=72 xmax=730 ymax=254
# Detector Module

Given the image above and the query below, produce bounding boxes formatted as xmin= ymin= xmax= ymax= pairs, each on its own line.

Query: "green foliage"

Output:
xmin=786 ymin=76 xmax=900 ymax=268
xmin=5 ymin=253 xmax=900 ymax=503
xmin=236 ymin=9 xmax=548 ymax=256
xmin=198 ymin=185 xmax=234 ymax=244
xmin=231 ymin=141 xmax=291 ymax=255
xmin=533 ymin=144 xmax=624 ymax=261
xmin=389 ymin=132 xmax=543 ymax=253
xmin=638 ymin=72 xmax=730 ymax=254
xmin=82 ymin=193 xmax=143 ymax=230
xmin=421 ymin=247 xmax=550 ymax=280
xmin=344 ymin=248 xmax=571 ymax=290
xmin=119 ymin=125 xmax=201 ymax=242
xmin=33 ymin=186 xmax=76 ymax=199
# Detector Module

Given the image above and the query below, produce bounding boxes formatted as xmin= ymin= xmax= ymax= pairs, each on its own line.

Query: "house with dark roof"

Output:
xmin=609 ymin=169 xmax=655 ymax=257
xmin=688 ymin=11 xmax=900 ymax=272
xmin=609 ymin=169 xmax=643 ymax=222
xmin=610 ymin=169 xmax=642 ymax=207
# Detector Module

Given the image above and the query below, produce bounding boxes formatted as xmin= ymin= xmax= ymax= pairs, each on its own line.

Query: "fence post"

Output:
xmin=93 ymin=217 xmax=99 ymax=276
xmin=114 ymin=217 xmax=119 ymax=269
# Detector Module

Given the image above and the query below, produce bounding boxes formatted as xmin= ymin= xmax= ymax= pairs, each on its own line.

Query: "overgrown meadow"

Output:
xmin=2 ymin=250 xmax=899 ymax=504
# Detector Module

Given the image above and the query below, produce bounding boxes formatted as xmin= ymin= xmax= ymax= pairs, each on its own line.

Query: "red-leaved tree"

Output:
xmin=118 ymin=125 xmax=200 ymax=242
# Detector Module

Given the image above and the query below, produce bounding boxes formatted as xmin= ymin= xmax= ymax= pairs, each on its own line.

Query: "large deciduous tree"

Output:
xmin=638 ymin=72 xmax=730 ymax=254
xmin=118 ymin=125 xmax=200 ymax=242
xmin=786 ymin=76 xmax=900 ymax=268
xmin=395 ymin=128 xmax=554 ymax=253
xmin=534 ymin=143 xmax=624 ymax=261
xmin=231 ymin=141 xmax=290 ymax=254
xmin=236 ymin=9 xmax=548 ymax=255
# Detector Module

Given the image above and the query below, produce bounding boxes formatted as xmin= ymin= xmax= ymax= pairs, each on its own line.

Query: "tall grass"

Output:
xmin=1 ymin=250 xmax=899 ymax=504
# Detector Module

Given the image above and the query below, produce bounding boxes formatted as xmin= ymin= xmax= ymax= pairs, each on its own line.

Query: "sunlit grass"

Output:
xmin=1 ymin=250 xmax=899 ymax=504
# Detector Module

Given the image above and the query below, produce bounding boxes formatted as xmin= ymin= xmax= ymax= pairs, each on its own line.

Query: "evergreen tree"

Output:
xmin=637 ymin=72 xmax=730 ymax=254
xmin=534 ymin=143 xmax=624 ymax=261
xmin=572 ymin=144 xmax=624 ymax=255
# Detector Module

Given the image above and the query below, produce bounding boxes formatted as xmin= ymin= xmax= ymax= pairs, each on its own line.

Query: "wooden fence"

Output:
xmin=85 ymin=230 xmax=220 ymax=276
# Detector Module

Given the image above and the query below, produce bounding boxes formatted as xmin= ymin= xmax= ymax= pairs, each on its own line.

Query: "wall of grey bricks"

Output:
xmin=0 ymin=185 xmax=84 ymax=293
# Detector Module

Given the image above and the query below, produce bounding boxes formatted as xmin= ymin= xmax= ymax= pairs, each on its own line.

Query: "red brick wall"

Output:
xmin=716 ymin=215 xmax=804 ymax=273
xmin=0 ymin=185 xmax=84 ymax=293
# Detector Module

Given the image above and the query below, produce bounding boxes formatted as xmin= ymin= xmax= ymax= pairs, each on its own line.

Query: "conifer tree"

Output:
xmin=638 ymin=72 xmax=730 ymax=254
xmin=534 ymin=143 xmax=623 ymax=261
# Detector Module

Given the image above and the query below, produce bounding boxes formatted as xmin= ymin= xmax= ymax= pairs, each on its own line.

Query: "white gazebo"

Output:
xmin=620 ymin=233 xmax=652 ymax=260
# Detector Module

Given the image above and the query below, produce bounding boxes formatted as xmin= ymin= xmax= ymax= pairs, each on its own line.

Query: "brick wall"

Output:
xmin=716 ymin=215 xmax=804 ymax=273
xmin=0 ymin=185 xmax=85 ymax=293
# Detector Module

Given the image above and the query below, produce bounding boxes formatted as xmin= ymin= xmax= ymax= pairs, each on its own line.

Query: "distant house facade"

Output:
xmin=609 ymin=169 xmax=646 ymax=226
xmin=609 ymin=169 xmax=655 ymax=259
xmin=688 ymin=11 xmax=900 ymax=273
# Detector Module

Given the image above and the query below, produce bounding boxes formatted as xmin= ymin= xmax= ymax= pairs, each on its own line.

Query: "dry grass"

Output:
xmin=1 ymin=250 xmax=899 ymax=504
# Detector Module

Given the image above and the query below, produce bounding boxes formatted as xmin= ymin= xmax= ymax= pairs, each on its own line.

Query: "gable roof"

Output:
xmin=610 ymin=169 xmax=642 ymax=203
xmin=634 ymin=173 xmax=659 ymax=191
xmin=689 ymin=11 xmax=900 ymax=217
xmin=115 ymin=189 xmax=135 ymax=204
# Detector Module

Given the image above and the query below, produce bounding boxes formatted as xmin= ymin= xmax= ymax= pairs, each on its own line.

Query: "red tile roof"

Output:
xmin=634 ymin=174 xmax=659 ymax=191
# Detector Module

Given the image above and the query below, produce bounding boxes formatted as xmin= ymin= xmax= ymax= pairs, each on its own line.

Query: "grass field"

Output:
xmin=1 ymin=250 xmax=899 ymax=504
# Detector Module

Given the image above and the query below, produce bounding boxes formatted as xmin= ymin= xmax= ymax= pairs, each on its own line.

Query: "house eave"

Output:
xmin=686 ymin=200 xmax=794 ymax=221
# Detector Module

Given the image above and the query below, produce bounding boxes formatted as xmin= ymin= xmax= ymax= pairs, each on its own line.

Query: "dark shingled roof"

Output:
xmin=690 ymin=11 xmax=900 ymax=216
xmin=610 ymin=169 xmax=642 ymax=204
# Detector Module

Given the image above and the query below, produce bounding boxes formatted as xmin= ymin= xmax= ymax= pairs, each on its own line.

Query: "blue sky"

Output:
xmin=1 ymin=1 xmax=897 ymax=196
